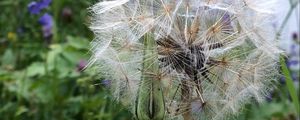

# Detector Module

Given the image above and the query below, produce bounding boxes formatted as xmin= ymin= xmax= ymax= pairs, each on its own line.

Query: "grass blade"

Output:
xmin=280 ymin=56 xmax=300 ymax=114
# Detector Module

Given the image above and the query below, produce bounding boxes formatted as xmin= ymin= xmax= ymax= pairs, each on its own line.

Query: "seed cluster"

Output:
xmin=89 ymin=0 xmax=281 ymax=119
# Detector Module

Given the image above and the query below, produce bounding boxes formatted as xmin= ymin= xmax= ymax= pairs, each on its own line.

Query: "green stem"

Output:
xmin=53 ymin=21 xmax=58 ymax=43
xmin=135 ymin=33 xmax=165 ymax=120
xmin=52 ymin=0 xmax=64 ymax=43
xmin=276 ymin=1 xmax=300 ymax=115
xmin=280 ymin=56 xmax=300 ymax=114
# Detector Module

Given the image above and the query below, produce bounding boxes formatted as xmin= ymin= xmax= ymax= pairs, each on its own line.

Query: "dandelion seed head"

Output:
xmin=89 ymin=0 xmax=281 ymax=119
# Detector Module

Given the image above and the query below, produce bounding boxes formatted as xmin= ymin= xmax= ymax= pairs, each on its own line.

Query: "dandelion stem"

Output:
xmin=135 ymin=33 xmax=165 ymax=120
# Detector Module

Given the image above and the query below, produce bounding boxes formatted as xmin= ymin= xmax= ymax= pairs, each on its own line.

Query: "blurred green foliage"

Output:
xmin=0 ymin=0 xmax=132 ymax=119
xmin=0 ymin=0 xmax=298 ymax=120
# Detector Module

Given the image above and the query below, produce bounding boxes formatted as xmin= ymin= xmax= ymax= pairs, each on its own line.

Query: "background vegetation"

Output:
xmin=0 ymin=0 xmax=299 ymax=120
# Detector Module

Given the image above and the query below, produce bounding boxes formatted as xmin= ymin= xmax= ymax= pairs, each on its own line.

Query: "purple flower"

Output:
xmin=39 ymin=13 xmax=53 ymax=26
xmin=27 ymin=0 xmax=52 ymax=14
xmin=28 ymin=1 xmax=41 ymax=14
xmin=38 ymin=13 xmax=53 ymax=38
xmin=287 ymin=60 xmax=299 ymax=67
xmin=77 ymin=60 xmax=87 ymax=72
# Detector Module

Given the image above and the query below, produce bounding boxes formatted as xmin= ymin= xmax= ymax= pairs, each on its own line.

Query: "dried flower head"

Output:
xmin=89 ymin=0 xmax=281 ymax=119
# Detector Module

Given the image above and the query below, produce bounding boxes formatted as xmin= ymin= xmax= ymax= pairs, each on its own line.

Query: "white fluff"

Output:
xmin=89 ymin=0 xmax=281 ymax=119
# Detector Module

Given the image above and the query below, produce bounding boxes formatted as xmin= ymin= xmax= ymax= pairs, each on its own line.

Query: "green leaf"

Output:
xmin=61 ymin=50 xmax=86 ymax=65
xmin=15 ymin=106 xmax=28 ymax=116
xmin=47 ymin=44 xmax=63 ymax=71
xmin=27 ymin=62 xmax=45 ymax=77
xmin=56 ymin=55 xmax=72 ymax=78
xmin=67 ymin=36 xmax=90 ymax=49
xmin=1 ymin=49 xmax=15 ymax=69
xmin=280 ymin=56 xmax=300 ymax=114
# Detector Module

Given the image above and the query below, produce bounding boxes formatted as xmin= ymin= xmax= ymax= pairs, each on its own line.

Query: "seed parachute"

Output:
xmin=89 ymin=0 xmax=281 ymax=119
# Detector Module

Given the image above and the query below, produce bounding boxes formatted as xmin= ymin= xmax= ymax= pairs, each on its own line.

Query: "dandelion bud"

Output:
xmin=89 ymin=0 xmax=281 ymax=119
xmin=292 ymin=32 xmax=299 ymax=43
xmin=62 ymin=7 xmax=73 ymax=23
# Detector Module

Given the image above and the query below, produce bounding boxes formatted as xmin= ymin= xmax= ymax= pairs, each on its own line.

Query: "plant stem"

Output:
xmin=278 ymin=1 xmax=299 ymax=34
xmin=276 ymin=1 xmax=300 ymax=115
xmin=135 ymin=33 xmax=165 ymax=120
xmin=280 ymin=56 xmax=300 ymax=114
